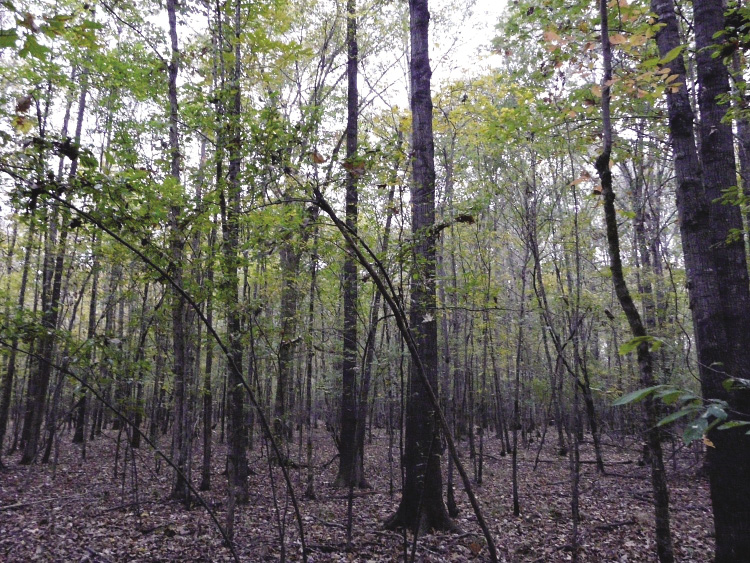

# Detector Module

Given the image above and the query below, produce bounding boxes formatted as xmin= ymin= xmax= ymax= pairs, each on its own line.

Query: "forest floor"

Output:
xmin=0 ymin=424 xmax=713 ymax=562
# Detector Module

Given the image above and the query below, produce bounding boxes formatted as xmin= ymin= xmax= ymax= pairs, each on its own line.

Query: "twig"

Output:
xmin=0 ymin=494 xmax=87 ymax=511
xmin=594 ymin=519 xmax=636 ymax=531
xmin=311 ymin=515 xmax=347 ymax=529
xmin=85 ymin=547 xmax=115 ymax=563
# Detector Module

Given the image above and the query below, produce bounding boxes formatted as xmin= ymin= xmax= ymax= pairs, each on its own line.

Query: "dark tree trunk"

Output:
xmin=598 ymin=3 xmax=673 ymax=560
xmin=73 ymin=236 xmax=98 ymax=449
xmin=693 ymin=3 xmax=750 ymax=560
xmin=385 ymin=0 xmax=453 ymax=533
xmin=335 ymin=0 xmax=363 ymax=489
xmin=166 ymin=0 xmax=192 ymax=504
xmin=21 ymin=212 xmax=68 ymax=465
xmin=0 ymin=220 xmax=35 ymax=466
xmin=220 ymin=0 xmax=249 ymax=507
xmin=652 ymin=0 xmax=750 ymax=560
xmin=303 ymin=228 xmax=319 ymax=500
xmin=200 ymin=228 xmax=216 ymax=492
xmin=275 ymin=243 xmax=301 ymax=444
xmin=20 ymin=60 xmax=89 ymax=465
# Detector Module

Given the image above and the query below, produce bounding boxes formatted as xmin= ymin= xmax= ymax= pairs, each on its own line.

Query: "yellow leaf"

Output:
xmin=704 ymin=437 xmax=715 ymax=448
xmin=591 ymin=84 xmax=603 ymax=98
xmin=665 ymin=74 xmax=679 ymax=84
xmin=630 ymin=34 xmax=647 ymax=46
xmin=609 ymin=34 xmax=628 ymax=45
xmin=12 ymin=115 xmax=33 ymax=134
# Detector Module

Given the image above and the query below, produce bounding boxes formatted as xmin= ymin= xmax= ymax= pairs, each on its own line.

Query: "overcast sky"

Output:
xmin=431 ymin=0 xmax=507 ymax=85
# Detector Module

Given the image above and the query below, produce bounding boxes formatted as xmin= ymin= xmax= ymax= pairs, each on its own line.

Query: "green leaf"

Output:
xmin=12 ymin=115 xmax=33 ymax=134
xmin=654 ymin=388 xmax=685 ymax=405
xmin=612 ymin=385 xmax=664 ymax=406
xmin=618 ymin=335 xmax=663 ymax=355
xmin=723 ymin=377 xmax=750 ymax=391
xmin=641 ymin=56 xmax=660 ymax=69
xmin=79 ymin=149 xmax=98 ymax=169
xmin=82 ymin=19 xmax=104 ymax=30
xmin=717 ymin=420 xmax=750 ymax=430
xmin=659 ymin=44 xmax=685 ymax=65
xmin=657 ymin=406 xmax=700 ymax=427
xmin=20 ymin=34 xmax=51 ymax=60
xmin=0 ymin=28 xmax=18 ymax=48
xmin=705 ymin=403 xmax=728 ymax=421
xmin=683 ymin=417 xmax=708 ymax=444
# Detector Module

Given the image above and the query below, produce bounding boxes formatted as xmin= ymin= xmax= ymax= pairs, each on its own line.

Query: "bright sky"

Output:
xmin=432 ymin=0 xmax=507 ymax=85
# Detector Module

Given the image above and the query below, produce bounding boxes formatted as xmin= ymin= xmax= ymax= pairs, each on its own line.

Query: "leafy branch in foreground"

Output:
xmin=613 ymin=378 xmax=750 ymax=444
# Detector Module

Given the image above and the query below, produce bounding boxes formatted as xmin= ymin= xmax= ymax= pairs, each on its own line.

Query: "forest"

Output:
xmin=1 ymin=0 xmax=749 ymax=560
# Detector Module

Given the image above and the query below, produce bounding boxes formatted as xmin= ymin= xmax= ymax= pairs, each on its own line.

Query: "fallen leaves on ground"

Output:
xmin=0 ymin=427 xmax=713 ymax=562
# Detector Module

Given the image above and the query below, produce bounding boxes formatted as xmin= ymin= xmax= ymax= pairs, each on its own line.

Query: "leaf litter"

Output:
xmin=0 ymin=428 xmax=713 ymax=561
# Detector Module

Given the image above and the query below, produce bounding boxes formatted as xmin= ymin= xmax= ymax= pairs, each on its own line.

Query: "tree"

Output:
xmin=596 ymin=1 xmax=673 ymax=560
xmin=385 ymin=0 xmax=454 ymax=533
xmin=218 ymin=0 xmax=250 ymax=509
xmin=651 ymin=0 xmax=750 ymax=559
xmin=164 ymin=0 xmax=193 ymax=504
xmin=335 ymin=0 xmax=365 ymax=489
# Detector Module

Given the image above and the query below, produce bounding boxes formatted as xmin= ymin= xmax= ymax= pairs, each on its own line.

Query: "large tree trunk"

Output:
xmin=385 ymin=0 xmax=453 ymax=533
xmin=692 ymin=3 xmax=750 ymax=560
xmin=652 ymin=0 xmax=750 ymax=560
xmin=274 ymin=243 xmax=302 ymax=444
xmin=335 ymin=0 xmax=363 ymax=489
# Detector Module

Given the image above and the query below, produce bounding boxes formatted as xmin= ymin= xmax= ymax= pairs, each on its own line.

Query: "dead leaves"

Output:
xmin=0 ymin=428 xmax=715 ymax=562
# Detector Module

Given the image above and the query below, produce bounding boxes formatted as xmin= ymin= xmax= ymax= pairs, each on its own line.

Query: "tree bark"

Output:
xmin=385 ymin=0 xmax=453 ymax=533
xmin=598 ymin=3 xmax=673 ymax=560
xmin=219 ymin=0 xmax=249 ymax=506
xmin=651 ymin=0 xmax=750 ymax=559
xmin=0 ymin=220 xmax=36 ymax=466
xmin=166 ymin=0 xmax=192 ymax=503
xmin=335 ymin=0 xmax=363 ymax=488
xmin=692 ymin=3 xmax=750 ymax=560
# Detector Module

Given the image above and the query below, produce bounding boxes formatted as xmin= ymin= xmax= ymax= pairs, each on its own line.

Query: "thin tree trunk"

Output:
xmin=200 ymin=227 xmax=216 ymax=491
xmin=0 ymin=220 xmax=36 ymax=466
xmin=597 ymin=4 xmax=673 ymax=559
xmin=219 ymin=0 xmax=249 ymax=509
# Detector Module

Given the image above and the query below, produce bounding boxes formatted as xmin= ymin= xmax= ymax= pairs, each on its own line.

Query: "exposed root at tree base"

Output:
xmin=384 ymin=505 xmax=461 ymax=536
